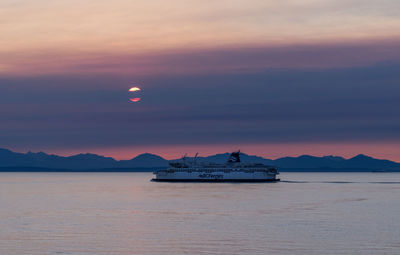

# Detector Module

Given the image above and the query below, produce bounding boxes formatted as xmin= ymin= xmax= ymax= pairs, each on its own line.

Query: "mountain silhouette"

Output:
xmin=119 ymin=153 xmax=168 ymax=168
xmin=0 ymin=148 xmax=399 ymax=171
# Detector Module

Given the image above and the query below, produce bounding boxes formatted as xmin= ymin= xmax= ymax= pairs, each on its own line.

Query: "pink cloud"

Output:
xmin=2 ymin=38 xmax=400 ymax=77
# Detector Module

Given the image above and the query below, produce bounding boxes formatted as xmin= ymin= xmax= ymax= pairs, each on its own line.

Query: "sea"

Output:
xmin=1 ymin=172 xmax=399 ymax=255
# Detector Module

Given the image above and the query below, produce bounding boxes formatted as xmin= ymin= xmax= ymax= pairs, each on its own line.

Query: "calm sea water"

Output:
xmin=1 ymin=172 xmax=400 ymax=255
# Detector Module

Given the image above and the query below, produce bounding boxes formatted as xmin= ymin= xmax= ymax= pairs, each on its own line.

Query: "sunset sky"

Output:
xmin=1 ymin=0 xmax=400 ymax=160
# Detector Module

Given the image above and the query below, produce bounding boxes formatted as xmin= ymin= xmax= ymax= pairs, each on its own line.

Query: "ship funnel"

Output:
xmin=227 ymin=150 xmax=241 ymax=163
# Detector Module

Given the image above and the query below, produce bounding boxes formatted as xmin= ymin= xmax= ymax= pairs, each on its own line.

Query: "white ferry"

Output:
xmin=152 ymin=151 xmax=279 ymax=182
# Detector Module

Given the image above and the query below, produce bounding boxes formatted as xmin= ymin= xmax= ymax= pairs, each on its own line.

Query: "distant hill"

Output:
xmin=274 ymin=154 xmax=400 ymax=171
xmin=182 ymin=153 xmax=274 ymax=165
xmin=0 ymin=148 xmax=399 ymax=171
xmin=0 ymin=148 xmax=168 ymax=170
xmin=119 ymin=153 xmax=168 ymax=168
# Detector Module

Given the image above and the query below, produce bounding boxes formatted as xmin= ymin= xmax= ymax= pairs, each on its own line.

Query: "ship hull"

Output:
xmin=153 ymin=170 xmax=279 ymax=182
xmin=152 ymin=178 xmax=280 ymax=182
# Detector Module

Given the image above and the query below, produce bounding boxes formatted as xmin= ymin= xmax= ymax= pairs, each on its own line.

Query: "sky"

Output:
xmin=1 ymin=0 xmax=400 ymax=160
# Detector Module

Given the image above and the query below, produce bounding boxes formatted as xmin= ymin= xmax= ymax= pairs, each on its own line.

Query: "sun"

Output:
xmin=129 ymin=86 xmax=141 ymax=102
xmin=129 ymin=98 xmax=141 ymax=102
xmin=129 ymin=87 xmax=141 ymax=92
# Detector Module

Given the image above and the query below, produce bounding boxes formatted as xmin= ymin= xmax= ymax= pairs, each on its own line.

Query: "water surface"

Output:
xmin=1 ymin=172 xmax=399 ymax=255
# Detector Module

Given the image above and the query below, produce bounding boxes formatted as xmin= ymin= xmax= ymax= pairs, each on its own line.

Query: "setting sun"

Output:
xmin=129 ymin=97 xmax=141 ymax=102
xmin=129 ymin=87 xmax=141 ymax=92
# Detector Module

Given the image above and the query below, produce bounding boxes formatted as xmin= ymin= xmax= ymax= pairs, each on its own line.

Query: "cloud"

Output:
xmin=1 ymin=62 xmax=400 ymax=152
xmin=1 ymin=39 xmax=400 ymax=77
xmin=2 ymin=0 xmax=400 ymax=56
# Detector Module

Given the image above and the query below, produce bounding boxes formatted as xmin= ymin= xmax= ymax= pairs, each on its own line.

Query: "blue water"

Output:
xmin=1 ymin=172 xmax=399 ymax=255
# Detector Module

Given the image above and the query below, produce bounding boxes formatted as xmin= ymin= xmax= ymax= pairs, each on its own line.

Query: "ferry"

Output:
xmin=152 ymin=151 xmax=279 ymax=182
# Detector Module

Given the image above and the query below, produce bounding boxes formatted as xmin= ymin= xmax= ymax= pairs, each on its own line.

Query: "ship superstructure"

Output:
xmin=152 ymin=151 xmax=279 ymax=182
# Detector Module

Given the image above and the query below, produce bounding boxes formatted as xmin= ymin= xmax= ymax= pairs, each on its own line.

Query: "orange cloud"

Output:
xmin=2 ymin=0 xmax=400 ymax=77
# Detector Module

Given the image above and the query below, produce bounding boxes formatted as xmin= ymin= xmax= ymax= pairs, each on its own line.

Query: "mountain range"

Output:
xmin=1 ymin=148 xmax=399 ymax=171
